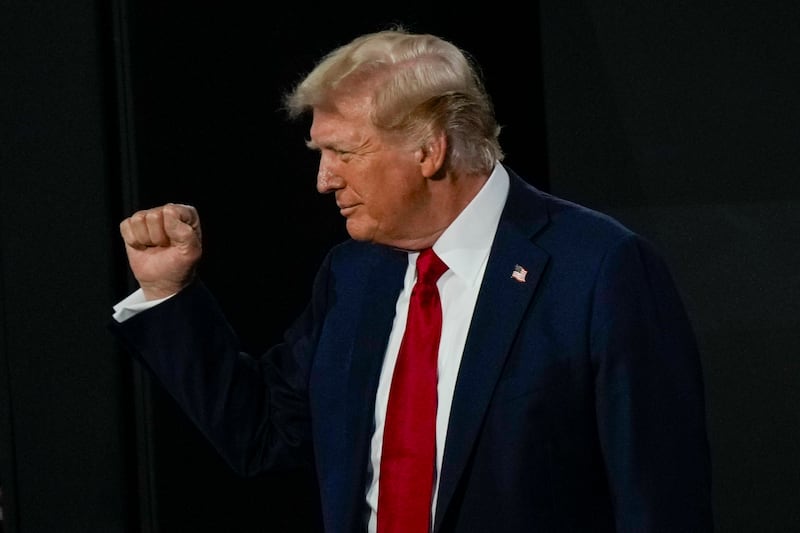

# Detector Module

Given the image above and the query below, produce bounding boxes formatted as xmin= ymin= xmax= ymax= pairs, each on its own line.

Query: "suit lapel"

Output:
xmin=433 ymin=173 xmax=551 ymax=531
xmin=341 ymin=246 xmax=407 ymax=532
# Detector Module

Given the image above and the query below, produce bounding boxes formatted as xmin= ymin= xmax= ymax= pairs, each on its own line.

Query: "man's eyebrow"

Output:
xmin=306 ymin=139 xmax=351 ymax=152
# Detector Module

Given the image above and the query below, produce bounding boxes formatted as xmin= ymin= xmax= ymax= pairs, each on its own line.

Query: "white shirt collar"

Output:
xmin=430 ymin=162 xmax=510 ymax=287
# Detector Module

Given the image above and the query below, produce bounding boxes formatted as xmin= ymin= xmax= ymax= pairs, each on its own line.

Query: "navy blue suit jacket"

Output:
xmin=110 ymin=166 xmax=713 ymax=532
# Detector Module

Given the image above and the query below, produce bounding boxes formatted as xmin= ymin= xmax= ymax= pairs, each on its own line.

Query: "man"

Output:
xmin=111 ymin=27 xmax=713 ymax=532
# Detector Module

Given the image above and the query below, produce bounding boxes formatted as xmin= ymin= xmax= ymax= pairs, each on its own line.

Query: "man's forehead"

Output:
xmin=310 ymin=105 xmax=373 ymax=144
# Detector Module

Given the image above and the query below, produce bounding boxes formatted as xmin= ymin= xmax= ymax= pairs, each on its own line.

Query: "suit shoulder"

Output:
xmin=547 ymin=192 xmax=633 ymax=237
xmin=504 ymin=167 xmax=636 ymax=248
xmin=327 ymin=239 xmax=396 ymax=263
xmin=323 ymin=239 xmax=406 ymax=277
xmin=531 ymin=191 xmax=642 ymax=257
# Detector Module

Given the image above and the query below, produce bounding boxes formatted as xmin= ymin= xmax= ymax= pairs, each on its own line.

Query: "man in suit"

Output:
xmin=110 ymin=27 xmax=713 ymax=532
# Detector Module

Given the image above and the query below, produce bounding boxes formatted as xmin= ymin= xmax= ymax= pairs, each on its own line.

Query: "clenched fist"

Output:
xmin=119 ymin=203 xmax=203 ymax=300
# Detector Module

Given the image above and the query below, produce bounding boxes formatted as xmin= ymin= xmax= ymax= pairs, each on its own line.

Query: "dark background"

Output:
xmin=1 ymin=1 xmax=798 ymax=532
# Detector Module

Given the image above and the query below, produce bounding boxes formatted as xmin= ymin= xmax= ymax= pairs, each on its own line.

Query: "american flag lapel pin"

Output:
xmin=511 ymin=264 xmax=528 ymax=283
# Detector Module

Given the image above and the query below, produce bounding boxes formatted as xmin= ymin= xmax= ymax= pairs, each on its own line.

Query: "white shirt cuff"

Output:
xmin=112 ymin=288 xmax=175 ymax=322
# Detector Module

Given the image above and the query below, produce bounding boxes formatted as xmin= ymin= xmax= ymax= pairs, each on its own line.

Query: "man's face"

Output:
xmin=308 ymin=95 xmax=433 ymax=249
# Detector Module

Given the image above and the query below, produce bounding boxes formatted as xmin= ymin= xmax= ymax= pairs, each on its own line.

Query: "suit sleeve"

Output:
xmin=591 ymin=234 xmax=714 ymax=532
xmin=108 ymin=254 xmax=333 ymax=477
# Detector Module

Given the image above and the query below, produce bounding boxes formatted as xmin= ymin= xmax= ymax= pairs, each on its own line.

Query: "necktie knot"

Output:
xmin=415 ymin=248 xmax=448 ymax=286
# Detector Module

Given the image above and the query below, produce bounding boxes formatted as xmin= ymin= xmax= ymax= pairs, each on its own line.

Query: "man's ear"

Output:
xmin=417 ymin=131 xmax=447 ymax=178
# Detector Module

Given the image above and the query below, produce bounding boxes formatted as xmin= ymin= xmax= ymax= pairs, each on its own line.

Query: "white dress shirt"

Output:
xmin=365 ymin=163 xmax=509 ymax=533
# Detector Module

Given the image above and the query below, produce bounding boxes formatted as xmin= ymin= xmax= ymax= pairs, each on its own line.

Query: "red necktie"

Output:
xmin=378 ymin=248 xmax=448 ymax=533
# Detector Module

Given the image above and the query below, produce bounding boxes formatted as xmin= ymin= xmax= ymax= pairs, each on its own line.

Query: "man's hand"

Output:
xmin=119 ymin=203 xmax=203 ymax=300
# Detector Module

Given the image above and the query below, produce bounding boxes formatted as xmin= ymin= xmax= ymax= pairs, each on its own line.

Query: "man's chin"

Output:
xmin=346 ymin=221 xmax=391 ymax=247
xmin=345 ymin=219 xmax=371 ymax=242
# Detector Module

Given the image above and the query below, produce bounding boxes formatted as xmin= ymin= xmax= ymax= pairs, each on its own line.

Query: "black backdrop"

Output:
xmin=1 ymin=1 xmax=798 ymax=532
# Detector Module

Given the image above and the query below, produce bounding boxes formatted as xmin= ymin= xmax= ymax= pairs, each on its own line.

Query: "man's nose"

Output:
xmin=317 ymin=165 xmax=341 ymax=193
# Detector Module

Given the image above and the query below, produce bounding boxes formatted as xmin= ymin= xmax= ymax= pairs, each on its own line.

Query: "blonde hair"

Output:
xmin=284 ymin=27 xmax=504 ymax=175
